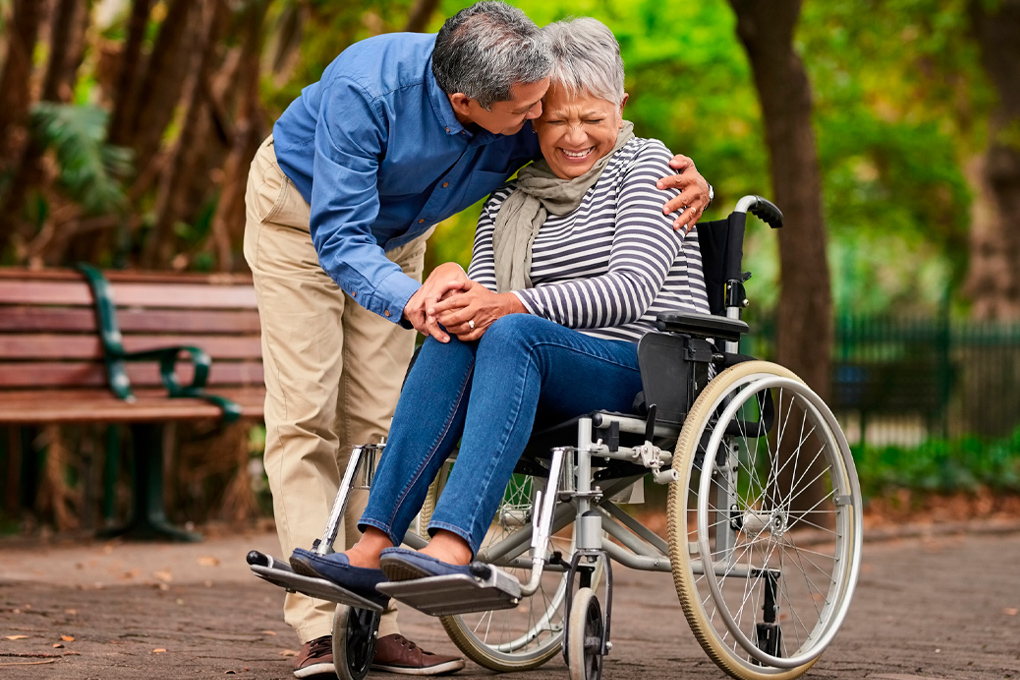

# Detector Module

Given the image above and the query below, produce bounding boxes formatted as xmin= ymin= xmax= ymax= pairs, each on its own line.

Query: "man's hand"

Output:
xmin=657 ymin=154 xmax=712 ymax=234
xmin=430 ymin=280 xmax=526 ymax=342
xmin=402 ymin=262 xmax=469 ymax=342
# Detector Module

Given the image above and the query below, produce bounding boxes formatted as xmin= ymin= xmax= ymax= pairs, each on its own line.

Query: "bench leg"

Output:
xmin=98 ymin=423 xmax=202 ymax=543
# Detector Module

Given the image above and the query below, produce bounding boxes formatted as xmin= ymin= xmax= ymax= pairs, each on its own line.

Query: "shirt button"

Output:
xmin=445 ymin=127 xmax=450 ymax=133
xmin=442 ymin=182 xmax=449 ymax=188
xmin=384 ymin=310 xmax=391 ymax=317
xmin=418 ymin=219 xmax=425 ymax=224
xmin=351 ymin=291 xmax=357 ymax=298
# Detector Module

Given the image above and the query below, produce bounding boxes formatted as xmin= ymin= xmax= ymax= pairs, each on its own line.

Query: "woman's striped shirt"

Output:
xmin=468 ymin=137 xmax=710 ymax=343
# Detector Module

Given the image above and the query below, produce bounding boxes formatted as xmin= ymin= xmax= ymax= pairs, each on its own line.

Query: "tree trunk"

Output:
xmin=0 ymin=0 xmax=44 ymax=160
xmin=728 ymin=0 xmax=831 ymax=517
xmin=0 ymin=0 xmax=46 ymax=257
xmin=1 ymin=0 xmax=93 ymax=264
xmin=964 ymin=0 xmax=1020 ymax=320
xmin=41 ymin=0 xmax=83 ymax=103
xmin=208 ymin=0 xmax=270 ymax=272
xmin=143 ymin=0 xmax=228 ymax=268
xmin=127 ymin=0 xmax=196 ymax=175
xmin=404 ymin=0 xmax=441 ymax=33
xmin=107 ymin=0 xmax=154 ymax=147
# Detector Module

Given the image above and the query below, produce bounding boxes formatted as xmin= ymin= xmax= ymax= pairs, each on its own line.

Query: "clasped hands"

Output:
xmin=403 ymin=262 xmax=523 ymax=342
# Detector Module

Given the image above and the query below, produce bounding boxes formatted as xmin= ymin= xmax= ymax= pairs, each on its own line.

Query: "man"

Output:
xmin=243 ymin=3 xmax=711 ymax=677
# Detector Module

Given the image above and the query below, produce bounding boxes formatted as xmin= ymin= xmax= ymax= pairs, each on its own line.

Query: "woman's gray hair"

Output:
xmin=433 ymin=2 xmax=552 ymax=109
xmin=542 ymin=17 xmax=625 ymax=106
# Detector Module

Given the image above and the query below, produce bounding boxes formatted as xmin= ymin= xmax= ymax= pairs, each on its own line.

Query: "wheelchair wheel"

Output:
xmin=421 ymin=466 xmax=599 ymax=672
xmin=667 ymin=361 xmax=862 ymax=680
xmin=331 ymin=604 xmax=380 ymax=680
xmin=567 ymin=587 xmax=604 ymax=680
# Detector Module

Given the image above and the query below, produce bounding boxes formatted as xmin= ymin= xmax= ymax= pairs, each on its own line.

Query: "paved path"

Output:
xmin=1 ymin=528 xmax=1018 ymax=679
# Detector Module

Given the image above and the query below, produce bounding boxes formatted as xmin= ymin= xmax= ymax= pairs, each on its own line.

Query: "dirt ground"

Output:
xmin=1 ymin=521 xmax=1019 ymax=680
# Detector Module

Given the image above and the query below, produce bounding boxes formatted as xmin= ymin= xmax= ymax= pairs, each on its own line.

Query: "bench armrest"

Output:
xmin=76 ymin=263 xmax=242 ymax=422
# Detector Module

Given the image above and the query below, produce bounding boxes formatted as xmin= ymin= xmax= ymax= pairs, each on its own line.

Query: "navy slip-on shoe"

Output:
xmin=379 ymin=547 xmax=475 ymax=582
xmin=289 ymin=548 xmax=390 ymax=606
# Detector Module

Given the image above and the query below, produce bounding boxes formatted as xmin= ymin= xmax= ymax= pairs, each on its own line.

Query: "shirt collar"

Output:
xmin=425 ymin=56 xmax=466 ymax=137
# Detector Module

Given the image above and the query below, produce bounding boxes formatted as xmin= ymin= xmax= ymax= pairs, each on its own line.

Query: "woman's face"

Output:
xmin=533 ymin=82 xmax=625 ymax=180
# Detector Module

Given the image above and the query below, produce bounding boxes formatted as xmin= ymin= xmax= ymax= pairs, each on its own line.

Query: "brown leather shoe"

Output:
xmin=292 ymin=634 xmax=335 ymax=678
xmin=372 ymin=634 xmax=465 ymax=675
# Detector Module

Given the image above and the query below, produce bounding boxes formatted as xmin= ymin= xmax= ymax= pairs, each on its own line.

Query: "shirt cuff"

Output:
xmin=366 ymin=269 xmax=420 ymax=324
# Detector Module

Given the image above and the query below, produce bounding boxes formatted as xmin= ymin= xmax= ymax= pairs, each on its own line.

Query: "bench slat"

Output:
xmin=0 ymin=279 xmax=93 ymax=306
xmin=0 ymin=361 xmax=264 ymax=388
xmin=107 ymin=282 xmax=257 ymax=309
xmin=0 ymin=307 xmax=261 ymax=334
xmin=0 ymin=307 xmax=98 ymax=332
xmin=0 ymin=276 xmax=257 ymax=310
xmin=0 ymin=334 xmax=262 ymax=360
xmin=0 ymin=388 xmax=264 ymax=424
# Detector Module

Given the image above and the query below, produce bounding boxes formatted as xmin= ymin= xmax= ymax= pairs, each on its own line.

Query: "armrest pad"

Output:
xmin=655 ymin=311 xmax=748 ymax=342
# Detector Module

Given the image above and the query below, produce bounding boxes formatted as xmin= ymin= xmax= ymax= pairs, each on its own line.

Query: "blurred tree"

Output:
xmin=728 ymin=0 xmax=830 ymax=516
xmin=965 ymin=0 xmax=1020 ymax=320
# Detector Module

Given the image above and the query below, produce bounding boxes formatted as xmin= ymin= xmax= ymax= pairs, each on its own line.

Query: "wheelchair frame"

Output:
xmin=249 ymin=196 xmax=863 ymax=680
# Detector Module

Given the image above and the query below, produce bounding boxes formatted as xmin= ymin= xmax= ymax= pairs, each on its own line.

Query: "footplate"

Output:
xmin=246 ymin=551 xmax=384 ymax=612
xmin=376 ymin=564 xmax=522 ymax=617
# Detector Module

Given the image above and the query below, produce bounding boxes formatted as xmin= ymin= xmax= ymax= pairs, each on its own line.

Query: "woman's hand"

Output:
xmin=657 ymin=154 xmax=712 ymax=234
xmin=429 ymin=280 xmax=527 ymax=341
xmin=402 ymin=262 xmax=469 ymax=342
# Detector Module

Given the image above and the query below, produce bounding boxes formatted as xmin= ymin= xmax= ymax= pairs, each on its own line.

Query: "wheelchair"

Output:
xmin=249 ymin=196 xmax=863 ymax=680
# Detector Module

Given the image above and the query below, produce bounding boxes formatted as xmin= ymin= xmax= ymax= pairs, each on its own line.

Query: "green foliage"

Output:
xmin=853 ymin=426 xmax=1020 ymax=497
xmin=29 ymin=102 xmax=133 ymax=215
xmin=419 ymin=0 xmax=983 ymax=316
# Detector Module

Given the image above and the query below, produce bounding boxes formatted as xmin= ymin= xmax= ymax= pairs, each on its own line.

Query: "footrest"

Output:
xmin=376 ymin=565 xmax=522 ymax=617
xmin=246 ymin=551 xmax=384 ymax=612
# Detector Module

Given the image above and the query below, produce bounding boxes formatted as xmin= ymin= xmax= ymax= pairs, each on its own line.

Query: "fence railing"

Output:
xmin=744 ymin=313 xmax=1020 ymax=449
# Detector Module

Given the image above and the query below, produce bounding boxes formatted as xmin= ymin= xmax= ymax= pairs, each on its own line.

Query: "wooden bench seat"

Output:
xmin=0 ymin=267 xmax=265 ymax=540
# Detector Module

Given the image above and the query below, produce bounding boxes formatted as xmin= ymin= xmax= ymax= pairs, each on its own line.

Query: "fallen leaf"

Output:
xmin=280 ymin=649 xmax=298 ymax=657
xmin=152 ymin=648 xmax=167 ymax=654
xmin=152 ymin=570 xmax=173 ymax=583
xmin=64 ymin=609 xmax=77 ymax=615
xmin=52 ymin=644 xmax=64 ymax=649
xmin=61 ymin=635 xmax=74 ymax=642
xmin=261 ymin=630 xmax=277 ymax=636
xmin=197 ymin=555 xmax=220 ymax=567
xmin=1005 ymin=608 xmax=1018 ymax=616
xmin=4 ymin=635 xmax=29 ymax=640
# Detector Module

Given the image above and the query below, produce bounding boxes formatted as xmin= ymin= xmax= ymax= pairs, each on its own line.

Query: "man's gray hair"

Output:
xmin=433 ymin=1 xmax=551 ymax=109
xmin=542 ymin=17 xmax=625 ymax=106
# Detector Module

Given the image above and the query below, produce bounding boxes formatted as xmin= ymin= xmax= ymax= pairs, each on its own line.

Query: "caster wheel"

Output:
xmin=332 ymin=604 xmax=380 ymax=680
xmin=567 ymin=587 xmax=605 ymax=680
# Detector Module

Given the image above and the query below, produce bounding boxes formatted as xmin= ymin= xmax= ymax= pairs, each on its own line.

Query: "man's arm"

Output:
xmin=309 ymin=77 xmax=424 ymax=327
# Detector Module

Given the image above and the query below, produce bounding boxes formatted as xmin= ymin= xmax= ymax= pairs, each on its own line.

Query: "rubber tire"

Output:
xmin=666 ymin=361 xmax=862 ymax=680
xmin=331 ymin=604 xmax=379 ymax=680
xmin=567 ymin=587 xmax=604 ymax=680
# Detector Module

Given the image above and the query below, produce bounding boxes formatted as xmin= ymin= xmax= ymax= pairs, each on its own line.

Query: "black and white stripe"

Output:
xmin=468 ymin=137 xmax=710 ymax=343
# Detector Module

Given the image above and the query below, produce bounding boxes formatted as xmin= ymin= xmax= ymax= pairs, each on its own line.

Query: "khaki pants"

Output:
xmin=243 ymin=135 xmax=429 ymax=643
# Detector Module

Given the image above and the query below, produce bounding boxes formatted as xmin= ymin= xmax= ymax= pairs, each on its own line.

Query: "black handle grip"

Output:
xmin=247 ymin=550 xmax=269 ymax=566
xmin=749 ymin=196 xmax=783 ymax=229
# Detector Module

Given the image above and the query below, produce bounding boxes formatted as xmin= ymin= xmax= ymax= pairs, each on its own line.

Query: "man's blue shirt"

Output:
xmin=272 ymin=32 xmax=540 ymax=322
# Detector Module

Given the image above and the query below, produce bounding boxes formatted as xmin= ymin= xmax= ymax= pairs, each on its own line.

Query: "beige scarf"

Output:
xmin=491 ymin=121 xmax=635 ymax=293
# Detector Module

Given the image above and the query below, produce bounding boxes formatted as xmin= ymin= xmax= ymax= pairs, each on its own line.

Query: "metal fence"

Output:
xmin=744 ymin=313 xmax=1020 ymax=449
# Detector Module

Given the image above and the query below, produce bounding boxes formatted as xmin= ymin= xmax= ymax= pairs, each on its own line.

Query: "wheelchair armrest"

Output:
xmin=655 ymin=311 xmax=748 ymax=342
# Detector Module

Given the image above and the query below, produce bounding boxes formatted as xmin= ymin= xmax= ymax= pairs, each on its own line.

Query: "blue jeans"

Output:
xmin=359 ymin=314 xmax=643 ymax=555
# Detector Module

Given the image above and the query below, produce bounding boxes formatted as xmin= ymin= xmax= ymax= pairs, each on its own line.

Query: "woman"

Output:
xmin=291 ymin=17 xmax=710 ymax=599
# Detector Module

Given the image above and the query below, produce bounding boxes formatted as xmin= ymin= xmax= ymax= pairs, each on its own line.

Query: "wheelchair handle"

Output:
xmin=735 ymin=195 xmax=783 ymax=229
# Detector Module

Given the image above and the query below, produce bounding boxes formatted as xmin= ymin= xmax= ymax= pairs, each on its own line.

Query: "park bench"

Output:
xmin=0 ymin=266 xmax=264 ymax=541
